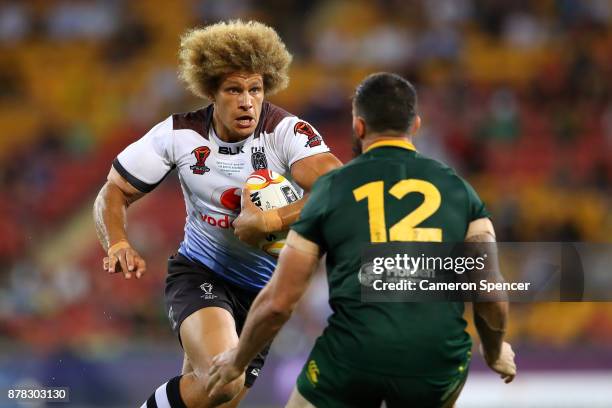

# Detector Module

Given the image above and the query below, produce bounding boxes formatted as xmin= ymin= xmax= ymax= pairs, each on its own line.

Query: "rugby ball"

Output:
xmin=245 ymin=169 xmax=301 ymax=256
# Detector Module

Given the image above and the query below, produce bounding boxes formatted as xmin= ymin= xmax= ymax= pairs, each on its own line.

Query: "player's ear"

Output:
xmin=353 ymin=116 xmax=366 ymax=139
xmin=409 ymin=115 xmax=421 ymax=136
xmin=207 ymin=86 xmax=217 ymax=102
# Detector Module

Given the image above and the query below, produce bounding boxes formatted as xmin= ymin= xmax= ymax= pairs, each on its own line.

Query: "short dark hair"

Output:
xmin=353 ymin=72 xmax=417 ymax=134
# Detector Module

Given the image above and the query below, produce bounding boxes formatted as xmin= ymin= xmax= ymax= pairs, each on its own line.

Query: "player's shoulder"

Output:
xmin=414 ymin=151 xmax=459 ymax=176
xmin=259 ymin=101 xmax=296 ymax=134
xmin=258 ymin=102 xmax=321 ymax=138
xmin=349 ymin=148 xmax=466 ymax=186
xmin=415 ymin=151 xmax=474 ymax=189
xmin=413 ymin=152 xmax=481 ymax=201
xmin=171 ymin=105 xmax=214 ymax=138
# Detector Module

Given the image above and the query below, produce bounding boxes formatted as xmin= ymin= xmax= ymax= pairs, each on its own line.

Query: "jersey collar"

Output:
xmin=364 ymin=139 xmax=416 ymax=153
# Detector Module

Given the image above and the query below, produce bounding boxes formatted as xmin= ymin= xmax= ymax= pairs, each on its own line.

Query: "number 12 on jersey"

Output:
xmin=353 ymin=179 xmax=442 ymax=243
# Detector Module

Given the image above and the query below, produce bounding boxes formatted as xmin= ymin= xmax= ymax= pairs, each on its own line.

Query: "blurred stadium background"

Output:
xmin=0 ymin=0 xmax=611 ymax=407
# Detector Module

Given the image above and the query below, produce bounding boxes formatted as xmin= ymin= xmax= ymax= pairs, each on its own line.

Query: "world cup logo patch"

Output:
xmin=294 ymin=121 xmax=322 ymax=148
xmin=190 ymin=146 xmax=211 ymax=175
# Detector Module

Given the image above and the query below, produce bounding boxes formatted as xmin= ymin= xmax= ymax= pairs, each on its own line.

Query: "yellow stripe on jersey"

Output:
xmin=364 ymin=139 xmax=416 ymax=153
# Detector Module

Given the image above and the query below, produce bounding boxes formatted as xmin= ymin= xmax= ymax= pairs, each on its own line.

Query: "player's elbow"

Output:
xmin=94 ymin=182 xmax=121 ymax=210
xmin=93 ymin=184 xmax=106 ymax=212
xmin=92 ymin=185 xmax=110 ymax=227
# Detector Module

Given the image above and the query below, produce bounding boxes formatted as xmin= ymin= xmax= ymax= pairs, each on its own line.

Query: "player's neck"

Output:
xmin=362 ymin=134 xmax=413 ymax=152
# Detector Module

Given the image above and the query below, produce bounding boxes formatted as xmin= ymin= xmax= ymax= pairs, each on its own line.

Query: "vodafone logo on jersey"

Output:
xmin=220 ymin=188 xmax=241 ymax=211
xmin=201 ymin=186 xmax=241 ymax=228
xmin=211 ymin=186 xmax=241 ymax=213
xmin=200 ymin=212 xmax=234 ymax=229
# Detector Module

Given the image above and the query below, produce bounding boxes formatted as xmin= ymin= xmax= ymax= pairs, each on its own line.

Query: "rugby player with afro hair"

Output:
xmin=94 ymin=20 xmax=341 ymax=408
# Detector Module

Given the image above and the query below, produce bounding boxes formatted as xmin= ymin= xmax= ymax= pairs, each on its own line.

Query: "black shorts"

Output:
xmin=165 ymin=253 xmax=270 ymax=388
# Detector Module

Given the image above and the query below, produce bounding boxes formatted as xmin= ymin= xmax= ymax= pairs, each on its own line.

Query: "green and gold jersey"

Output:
xmin=291 ymin=140 xmax=489 ymax=376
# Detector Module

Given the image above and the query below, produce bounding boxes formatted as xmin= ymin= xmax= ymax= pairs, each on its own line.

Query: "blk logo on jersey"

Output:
xmin=190 ymin=146 xmax=211 ymax=174
xmin=219 ymin=146 xmax=244 ymax=155
xmin=294 ymin=121 xmax=322 ymax=148
xmin=251 ymin=146 xmax=268 ymax=170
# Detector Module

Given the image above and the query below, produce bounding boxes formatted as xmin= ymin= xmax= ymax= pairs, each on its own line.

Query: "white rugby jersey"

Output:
xmin=113 ymin=102 xmax=330 ymax=291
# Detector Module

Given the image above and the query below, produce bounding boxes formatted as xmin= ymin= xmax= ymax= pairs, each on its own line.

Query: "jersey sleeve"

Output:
xmin=460 ymin=177 xmax=490 ymax=221
xmin=113 ymin=116 xmax=175 ymax=193
xmin=273 ymin=116 xmax=330 ymax=170
xmin=290 ymin=172 xmax=333 ymax=248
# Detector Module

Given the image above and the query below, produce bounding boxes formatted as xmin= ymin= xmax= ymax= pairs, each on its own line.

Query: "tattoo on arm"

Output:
xmin=93 ymin=182 xmax=141 ymax=251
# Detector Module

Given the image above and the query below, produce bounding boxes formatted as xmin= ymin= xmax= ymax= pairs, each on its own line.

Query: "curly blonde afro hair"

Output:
xmin=178 ymin=20 xmax=293 ymax=98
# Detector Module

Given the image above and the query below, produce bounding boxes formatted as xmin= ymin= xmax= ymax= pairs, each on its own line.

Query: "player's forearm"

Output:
xmin=93 ymin=182 xmax=131 ymax=251
xmin=465 ymin=223 xmax=508 ymax=361
xmin=265 ymin=194 xmax=308 ymax=232
xmin=233 ymin=289 xmax=292 ymax=370
xmin=271 ymin=151 xmax=342 ymax=233
xmin=474 ymin=301 xmax=508 ymax=363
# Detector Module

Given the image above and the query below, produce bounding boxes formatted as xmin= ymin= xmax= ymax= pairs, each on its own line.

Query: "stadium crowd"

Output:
xmin=0 ymin=0 xmax=611 ymax=361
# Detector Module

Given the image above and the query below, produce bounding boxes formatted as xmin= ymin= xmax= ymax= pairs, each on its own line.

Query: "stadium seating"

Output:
xmin=0 ymin=0 xmax=610 ymax=350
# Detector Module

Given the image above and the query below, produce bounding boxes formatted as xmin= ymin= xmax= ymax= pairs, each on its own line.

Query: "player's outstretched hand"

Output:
xmin=207 ymin=348 xmax=244 ymax=398
xmin=103 ymin=240 xmax=147 ymax=279
xmin=233 ymin=187 xmax=268 ymax=246
xmin=480 ymin=341 xmax=517 ymax=384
